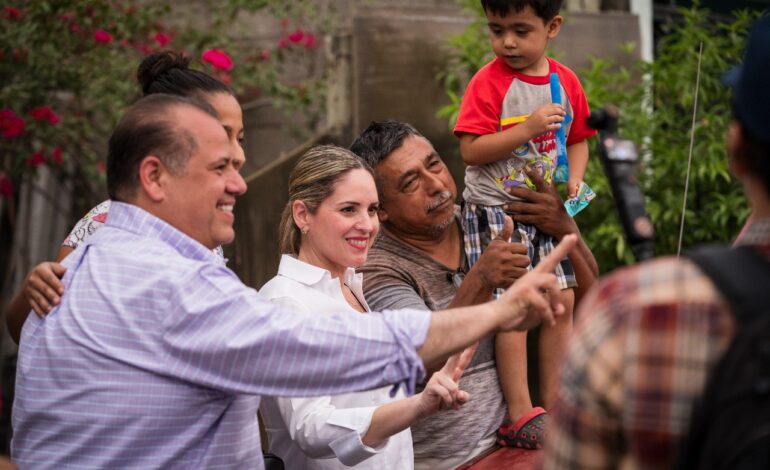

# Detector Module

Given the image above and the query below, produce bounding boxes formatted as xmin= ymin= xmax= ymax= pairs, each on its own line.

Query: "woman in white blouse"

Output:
xmin=259 ymin=145 xmax=474 ymax=469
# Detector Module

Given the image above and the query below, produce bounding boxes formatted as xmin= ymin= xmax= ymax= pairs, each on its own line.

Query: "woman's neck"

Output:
xmin=297 ymin=248 xmax=345 ymax=280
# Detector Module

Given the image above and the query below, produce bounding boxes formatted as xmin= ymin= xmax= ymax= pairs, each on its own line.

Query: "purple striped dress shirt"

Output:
xmin=12 ymin=202 xmax=429 ymax=469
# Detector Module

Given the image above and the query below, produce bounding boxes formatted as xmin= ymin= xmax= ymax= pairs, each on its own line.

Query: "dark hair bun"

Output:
xmin=136 ymin=51 xmax=192 ymax=96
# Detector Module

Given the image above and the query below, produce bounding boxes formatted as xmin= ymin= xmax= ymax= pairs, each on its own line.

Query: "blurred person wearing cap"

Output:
xmin=542 ymin=14 xmax=770 ymax=470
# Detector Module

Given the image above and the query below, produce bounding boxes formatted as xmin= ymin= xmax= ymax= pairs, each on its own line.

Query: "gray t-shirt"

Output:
xmin=358 ymin=212 xmax=506 ymax=465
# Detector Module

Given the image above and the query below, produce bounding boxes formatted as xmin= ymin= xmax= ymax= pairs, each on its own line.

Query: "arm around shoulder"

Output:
xmin=5 ymin=245 xmax=72 ymax=344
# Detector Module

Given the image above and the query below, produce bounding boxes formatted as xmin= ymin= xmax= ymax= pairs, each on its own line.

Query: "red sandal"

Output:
xmin=496 ymin=406 xmax=548 ymax=450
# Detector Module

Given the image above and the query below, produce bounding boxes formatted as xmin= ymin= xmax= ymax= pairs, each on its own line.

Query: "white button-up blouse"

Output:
xmin=259 ymin=255 xmax=414 ymax=470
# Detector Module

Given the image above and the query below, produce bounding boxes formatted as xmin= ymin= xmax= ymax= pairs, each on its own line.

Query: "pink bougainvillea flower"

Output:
xmin=28 ymin=106 xmax=61 ymax=125
xmin=0 ymin=108 xmax=25 ymax=139
xmin=260 ymin=49 xmax=270 ymax=61
xmin=0 ymin=172 xmax=14 ymax=198
xmin=288 ymin=29 xmax=304 ymax=43
xmin=27 ymin=151 xmax=46 ymax=168
xmin=154 ymin=32 xmax=171 ymax=47
xmin=276 ymin=38 xmax=288 ymax=49
xmin=51 ymin=146 xmax=64 ymax=165
xmin=70 ymin=23 xmax=81 ymax=34
xmin=94 ymin=29 xmax=113 ymax=44
xmin=201 ymin=48 xmax=233 ymax=71
xmin=4 ymin=6 xmax=21 ymax=20
xmin=303 ymin=33 xmax=318 ymax=49
xmin=12 ymin=47 xmax=26 ymax=61
xmin=60 ymin=13 xmax=74 ymax=22
xmin=139 ymin=42 xmax=153 ymax=55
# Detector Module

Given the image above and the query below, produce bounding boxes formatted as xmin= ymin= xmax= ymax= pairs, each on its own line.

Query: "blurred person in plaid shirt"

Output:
xmin=543 ymin=15 xmax=770 ymax=470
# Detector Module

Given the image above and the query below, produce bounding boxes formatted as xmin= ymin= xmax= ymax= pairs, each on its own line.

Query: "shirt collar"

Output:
xmin=277 ymin=254 xmax=368 ymax=310
xmin=105 ymin=201 xmax=223 ymax=265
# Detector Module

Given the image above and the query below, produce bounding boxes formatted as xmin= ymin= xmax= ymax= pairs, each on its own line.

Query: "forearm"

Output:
xmin=459 ymin=126 xmax=532 ymax=166
xmin=418 ymin=303 xmax=498 ymax=370
xmin=5 ymin=290 xmax=31 ymax=345
xmin=361 ymin=394 xmax=423 ymax=447
xmin=547 ymin=220 xmax=598 ymax=304
xmin=566 ymin=141 xmax=589 ymax=183
xmin=570 ymin=237 xmax=599 ymax=305
xmin=6 ymin=246 xmax=72 ymax=344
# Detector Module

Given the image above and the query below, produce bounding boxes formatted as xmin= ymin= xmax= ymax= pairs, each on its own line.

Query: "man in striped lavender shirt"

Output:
xmin=12 ymin=93 xmax=575 ymax=469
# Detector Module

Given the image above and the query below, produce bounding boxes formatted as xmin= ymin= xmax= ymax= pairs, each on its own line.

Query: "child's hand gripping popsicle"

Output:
xmin=550 ymin=73 xmax=594 ymax=216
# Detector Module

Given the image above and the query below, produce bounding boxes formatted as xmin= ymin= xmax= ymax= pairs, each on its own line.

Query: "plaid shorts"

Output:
xmin=461 ymin=202 xmax=576 ymax=296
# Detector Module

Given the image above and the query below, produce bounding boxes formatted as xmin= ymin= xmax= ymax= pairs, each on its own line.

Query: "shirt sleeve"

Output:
xmin=559 ymin=66 xmax=597 ymax=146
xmin=360 ymin=262 xmax=432 ymax=312
xmin=159 ymin=263 xmax=429 ymax=398
xmin=453 ymin=63 xmax=503 ymax=137
xmin=274 ymin=394 xmax=384 ymax=466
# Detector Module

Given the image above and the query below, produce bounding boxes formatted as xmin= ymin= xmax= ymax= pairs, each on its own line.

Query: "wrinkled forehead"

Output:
xmin=385 ymin=135 xmax=436 ymax=171
xmin=371 ymin=136 xmax=438 ymax=195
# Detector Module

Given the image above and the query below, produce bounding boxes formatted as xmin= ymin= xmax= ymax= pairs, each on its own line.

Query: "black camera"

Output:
xmin=587 ymin=107 xmax=654 ymax=262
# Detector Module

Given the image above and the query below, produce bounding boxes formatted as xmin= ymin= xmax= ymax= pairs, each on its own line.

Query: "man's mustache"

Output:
xmin=426 ymin=191 xmax=453 ymax=212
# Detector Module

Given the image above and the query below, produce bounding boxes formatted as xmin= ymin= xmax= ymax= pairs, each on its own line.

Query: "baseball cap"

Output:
xmin=723 ymin=15 xmax=770 ymax=143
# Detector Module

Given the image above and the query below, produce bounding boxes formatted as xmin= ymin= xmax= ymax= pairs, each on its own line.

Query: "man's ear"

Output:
xmin=377 ymin=206 xmax=389 ymax=223
xmin=138 ymin=156 xmax=167 ymax=203
xmin=547 ymin=15 xmax=563 ymax=39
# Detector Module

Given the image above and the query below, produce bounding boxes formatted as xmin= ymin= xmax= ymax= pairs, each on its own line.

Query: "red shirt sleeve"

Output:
xmin=453 ymin=59 xmax=506 ymax=137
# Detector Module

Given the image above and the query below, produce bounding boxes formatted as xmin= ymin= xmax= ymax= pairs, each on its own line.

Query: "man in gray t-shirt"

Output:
xmin=350 ymin=120 xmax=598 ymax=468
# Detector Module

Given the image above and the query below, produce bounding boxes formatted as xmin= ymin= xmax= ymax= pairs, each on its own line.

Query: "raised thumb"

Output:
xmin=495 ymin=215 xmax=514 ymax=242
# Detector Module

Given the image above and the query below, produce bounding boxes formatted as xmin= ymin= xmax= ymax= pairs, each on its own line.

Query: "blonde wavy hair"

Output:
xmin=278 ymin=145 xmax=374 ymax=255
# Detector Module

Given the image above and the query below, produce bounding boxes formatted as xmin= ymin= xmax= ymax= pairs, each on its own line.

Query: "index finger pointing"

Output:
xmin=533 ymin=234 xmax=577 ymax=274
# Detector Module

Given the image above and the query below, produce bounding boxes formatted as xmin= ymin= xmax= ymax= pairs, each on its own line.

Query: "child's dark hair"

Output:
xmin=480 ymin=0 xmax=563 ymax=22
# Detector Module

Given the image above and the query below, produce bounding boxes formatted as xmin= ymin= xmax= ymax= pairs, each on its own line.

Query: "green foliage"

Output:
xmin=437 ymin=0 xmax=493 ymax=126
xmin=1 ymin=1 xmax=169 ymax=204
xmin=438 ymin=2 xmax=756 ymax=272
xmin=579 ymin=7 xmax=755 ymax=271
